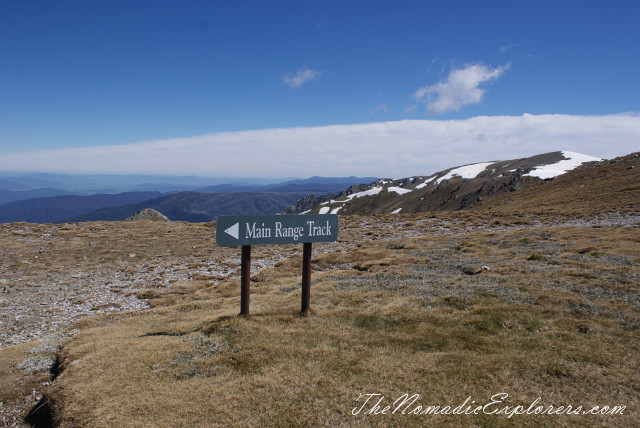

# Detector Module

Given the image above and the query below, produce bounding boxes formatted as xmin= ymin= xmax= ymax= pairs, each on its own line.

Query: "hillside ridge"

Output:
xmin=283 ymin=151 xmax=604 ymax=216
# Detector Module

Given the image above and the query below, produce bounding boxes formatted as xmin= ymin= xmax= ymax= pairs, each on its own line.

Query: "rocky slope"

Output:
xmin=284 ymin=151 xmax=602 ymax=216
xmin=474 ymin=151 xmax=640 ymax=216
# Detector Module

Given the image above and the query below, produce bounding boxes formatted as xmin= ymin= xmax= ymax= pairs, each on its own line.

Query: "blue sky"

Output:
xmin=1 ymin=0 xmax=639 ymax=177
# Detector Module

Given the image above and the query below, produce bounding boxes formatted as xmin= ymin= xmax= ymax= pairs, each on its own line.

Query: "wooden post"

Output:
xmin=240 ymin=245 xmax=251 ymax=315
xmin=301 ymin=242 xmax=312 ymax=315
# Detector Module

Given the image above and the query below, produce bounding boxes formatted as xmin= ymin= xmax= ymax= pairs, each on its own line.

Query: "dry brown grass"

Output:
xmin=9 ymin=221 xmax=631 ymax=427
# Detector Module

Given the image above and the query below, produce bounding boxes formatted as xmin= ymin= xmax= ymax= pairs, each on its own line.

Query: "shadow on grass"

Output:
xmin=25 ymin=395 xmax=54 ymax=428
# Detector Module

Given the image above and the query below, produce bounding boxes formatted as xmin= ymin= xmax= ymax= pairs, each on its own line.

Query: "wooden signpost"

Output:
xmin=216 ymin=214 xmax=339 ymax=316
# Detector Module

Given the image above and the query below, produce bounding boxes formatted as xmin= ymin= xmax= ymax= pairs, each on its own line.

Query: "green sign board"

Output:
xmin=216 ymin=214 xmax=338 ymax=247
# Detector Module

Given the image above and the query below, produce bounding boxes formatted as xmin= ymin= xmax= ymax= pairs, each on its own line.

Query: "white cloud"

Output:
xmin=282 ymin=66 xmax=323 ymax=88
xmin=0 ymin=114 xmax=638 ymax=178
xmin=415 ymin=63 xmax=510 ymax=115
xmin=370 ymin=103 xmax=388 ymax=115
xmin=499 ymin=43 xmax=517 ymax=53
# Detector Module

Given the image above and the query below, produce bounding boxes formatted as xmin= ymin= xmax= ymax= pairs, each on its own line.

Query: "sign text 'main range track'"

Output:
xmin=215 ymin=214 xmax=338 ymax=247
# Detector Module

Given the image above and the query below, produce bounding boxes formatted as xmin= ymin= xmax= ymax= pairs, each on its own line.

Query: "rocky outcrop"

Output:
xmin=281 ymin=193 xmax=337 ymax=214
xmin=125 ymin=208 xmax=170 ymax=222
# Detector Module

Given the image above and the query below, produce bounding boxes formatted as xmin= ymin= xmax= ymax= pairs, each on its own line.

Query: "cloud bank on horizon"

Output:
xmin=0 ymin=113 xmax=638 ymax=179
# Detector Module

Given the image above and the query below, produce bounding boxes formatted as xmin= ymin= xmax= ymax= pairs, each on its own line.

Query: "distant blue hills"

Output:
xmin=0 ymin=192 xmax=164 ymax=223
xmin=0 ymin=173 xmax=376 ymax=194
xmin=0 ymin=174 xmax=377 ymax=223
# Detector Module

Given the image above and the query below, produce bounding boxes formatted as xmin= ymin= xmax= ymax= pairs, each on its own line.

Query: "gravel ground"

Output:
xmin=1 ymin=212 xmax=638 ymax=349
xmin=0 ymin=221 xmax=347 ymax=349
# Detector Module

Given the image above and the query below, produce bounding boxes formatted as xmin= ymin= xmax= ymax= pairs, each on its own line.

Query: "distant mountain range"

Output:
xmin=0 ymin=188 xmax=77 ymax=205
xmin=0 ymin=173 xmax=256 ymax=194
xmin=65 ymin=191 xmax=310 ymax=223
xmin=0 ymin=192 xmax=163 ymax=223
xmin=283 ymin=151 xmax=604 ymax=216
xmin=193 ymin=176 xmax=378 ymax=194
xmin=0 ymin=173 xmax=377 ymax=195
xmin=0 ymin=176 xmax=376 ymax=223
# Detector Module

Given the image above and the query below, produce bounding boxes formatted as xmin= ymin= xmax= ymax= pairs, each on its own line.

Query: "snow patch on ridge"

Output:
xmin=435 ymin=162 xmax=495 ymax=184
xmin=416 ymin=176 xmax=437 ymax=188
xmin=346 ymin=186 xmax=384 ymax=200
xmin=524 ymin=151 xmax=602 ymax=179
xmin=388 ymin=186 xmax=412 ymax=195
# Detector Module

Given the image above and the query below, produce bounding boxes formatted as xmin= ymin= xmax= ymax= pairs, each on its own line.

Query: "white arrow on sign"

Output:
xmin=224 ymin=222 xmax=239 ymax=240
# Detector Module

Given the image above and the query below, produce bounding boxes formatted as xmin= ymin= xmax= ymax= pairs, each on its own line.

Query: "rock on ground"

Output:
xmin=126 ymin=208 xmax=170 ymax=222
